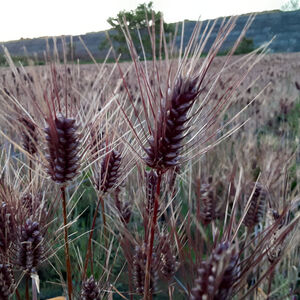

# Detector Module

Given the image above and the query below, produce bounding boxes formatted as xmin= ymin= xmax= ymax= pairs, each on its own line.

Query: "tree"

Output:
xmin=100 ymin=2 xmax=174 ymax=59
xmin=234 ymin=37 xmax=254 ymax=55
xmin=281 ymin=0 xmax=300 ymax=11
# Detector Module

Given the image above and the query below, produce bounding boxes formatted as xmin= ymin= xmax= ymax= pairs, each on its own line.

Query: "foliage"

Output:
xmin=100 ymin=2 xmax=174 ymax=59
xmin=234 ymin=37 xmax=255 ymax=55
xmin=281 ymin=0 xmax=300 ymax=11
xmin=0 ymin=53 xmax=45 ymax=67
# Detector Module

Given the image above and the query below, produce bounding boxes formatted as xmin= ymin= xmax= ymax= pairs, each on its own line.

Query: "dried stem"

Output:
xmin=60 ymin=186 xmax=73 ymax=300
xmin=144 ymin=172 xmax=162 ymax=300
xmin=266 ymin=266 xmax=275 ymax=300
xmin=29 ymin=159 xmax=32 ymax=185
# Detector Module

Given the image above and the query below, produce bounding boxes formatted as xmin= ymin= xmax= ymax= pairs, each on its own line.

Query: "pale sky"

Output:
xmin=0 ymin=0 xmax=287 ymax=42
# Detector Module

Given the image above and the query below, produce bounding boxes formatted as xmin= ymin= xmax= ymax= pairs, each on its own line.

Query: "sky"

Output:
xmin=0 ymin=0 xmax=288 ymax=42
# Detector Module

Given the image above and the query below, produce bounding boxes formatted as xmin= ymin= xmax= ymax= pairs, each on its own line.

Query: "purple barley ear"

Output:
xmin=81 ymin=275 xmax=101 ymax=300
xmin=0 ymin=264 xmax=15 ymax=300
xmin=157 ymin=233 xmax=179 ymax=280
xmin=16 ymin=218 xmax=45 ymax=273
xmin=94 ymin=149 xmax=122 ymax=194
xmin=144 ymin=76 xmax=200 ymax=172
xmin=214 ymin=245 xmax=240 ymax=300
xmin=133 ymin=243 xmax=158 ymax=295
xmin=0 ymin=202 xmax=14 ymax=254
xmin=89 ymin=125 xmax=105 ymax=159
xmin=199 ymin=181 xmax=217 ymax=226
xmin=114 ymin=186 xmax=131 ymax=224
xmin=145 ymin=169 xmax=158 ymax=216
xmin=114 ymin=190 xmax=131 ymax=225
xmin=19 ymin=117 xmax=38 ymax=155
xmin=21 ymin=192 xmax=44 ymax=220
xmin=191 ymin=242 xmax=239 ymax=300
xmin=119 ymin=201 xmax=131 ymax=224
xmin=243 ymin=182 xmax=267 ymax=228
xmin=267 ymin=231 xmax=282 ymax=264
xmin=266 ymin=209 xmax=284 ymax=264
xmin=44 ymin=114 xmax=80 ymax=184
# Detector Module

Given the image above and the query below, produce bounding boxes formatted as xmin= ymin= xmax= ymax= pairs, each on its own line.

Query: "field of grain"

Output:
xmin=0 ymin=21 xmax=299 ymax=300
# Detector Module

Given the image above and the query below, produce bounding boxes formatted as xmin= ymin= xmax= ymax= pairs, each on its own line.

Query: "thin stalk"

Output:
xmin=100 ymin=195 xmax=108 ymax=248
xmin=60 ymin=186 xmax=73 ymax=300
xmin=168 ymin=284 xmax=174 ymax=300
xmin=267 ymin=266 xmax=275 ymax=300
xmin=90 ymin=245 xmax=94 ymax=275
xmin=128 ymin=266 xmax=134 ymax=300
xmin=25 ymin=274 xmax=29 ymax=300
xmin=15 ymin=289 xmax=21 ymax=300
xmin=144 ymin=172 xmax=162 ymax=300
xmin=82 ymin=195 xmax=103 ymax=281
xmin=32 ymin=274 xmax=37 ymax=300
xmin=29 ymin=159 xmax=32 ymax=184
xmin=241 ymin=227 xmax=252 ymax=296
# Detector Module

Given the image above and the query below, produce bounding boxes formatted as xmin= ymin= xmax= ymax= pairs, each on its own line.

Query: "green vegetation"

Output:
xmin=281 ymin=0 xmax=300 ymax=11
xmin=234 ymin=37 xmax=255 ymax=55
xmin=100 ymin=2 xmax=174 ymax=59
xmin=0 ymin=53 xmax=45 ymax=67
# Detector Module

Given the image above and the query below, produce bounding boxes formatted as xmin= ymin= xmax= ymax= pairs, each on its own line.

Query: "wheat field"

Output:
xmin=0 ymin=18 xmax=299 ymax=300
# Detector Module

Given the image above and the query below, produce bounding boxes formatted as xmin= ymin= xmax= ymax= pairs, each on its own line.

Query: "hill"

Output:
xmin=1 ymin=9 xmax=300 ymax=61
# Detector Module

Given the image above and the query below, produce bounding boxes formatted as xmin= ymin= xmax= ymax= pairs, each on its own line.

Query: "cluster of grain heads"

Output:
xmin=122 ymin=230 xmax=179 ymax=297
xmin=21 ymin=192 xmax=46 ymax=220
xmin=144 ymin=75 xmax=200 ymax=171
xmin=0 ymin=264 xmax=15 ymax=300
xmin=198 ymin=179 xmax=218 ymax=226
xmin=114 ymin=187 xmax=131 ymax=225
xmin=19 ymin=116 xmax=38 ymax=156
xmin=190 ymin=242 xmax=239 ymax=300
xmin=82 ymin=139 xmax=125 ymax=280
xmin=0 ymin=13 xmax=298 ymax=299
xmin=143 ymin=169 xmax=159 ymax=237
xmin=265 ymin=208 xmax=289 ymax=264
xmin=0 ymin=202 xmax=14 ymax=254
xmin=145 ymin=170 xmax=158 ymax=215
xmin=44 ymin=114 xmax=81 ymax=299
xmin=133 ymin=243 xmax=159 ymax=295
xmin=243 ymin=182 xmax=268 ymax=228
xmin=16 ymin=219 xmax=45 ymax=272
xmin=94 ymin=148 xmax=122 ymax=194
xmin=44 ymin=114 xmax=80 ymax=184
xmin=80 ymin=276 xmax=101 ymax=300
xmin=0 ymin=173 xmax=54 ymax=299
xmin=157 ymin=233 xmax=179 ymax=280
xmin=118 ymin=15 xmax=262 ymax=299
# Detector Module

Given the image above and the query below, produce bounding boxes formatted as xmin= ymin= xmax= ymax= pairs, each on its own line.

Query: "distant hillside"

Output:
xmin=1 ymin=9 xmax=300 ymax=61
